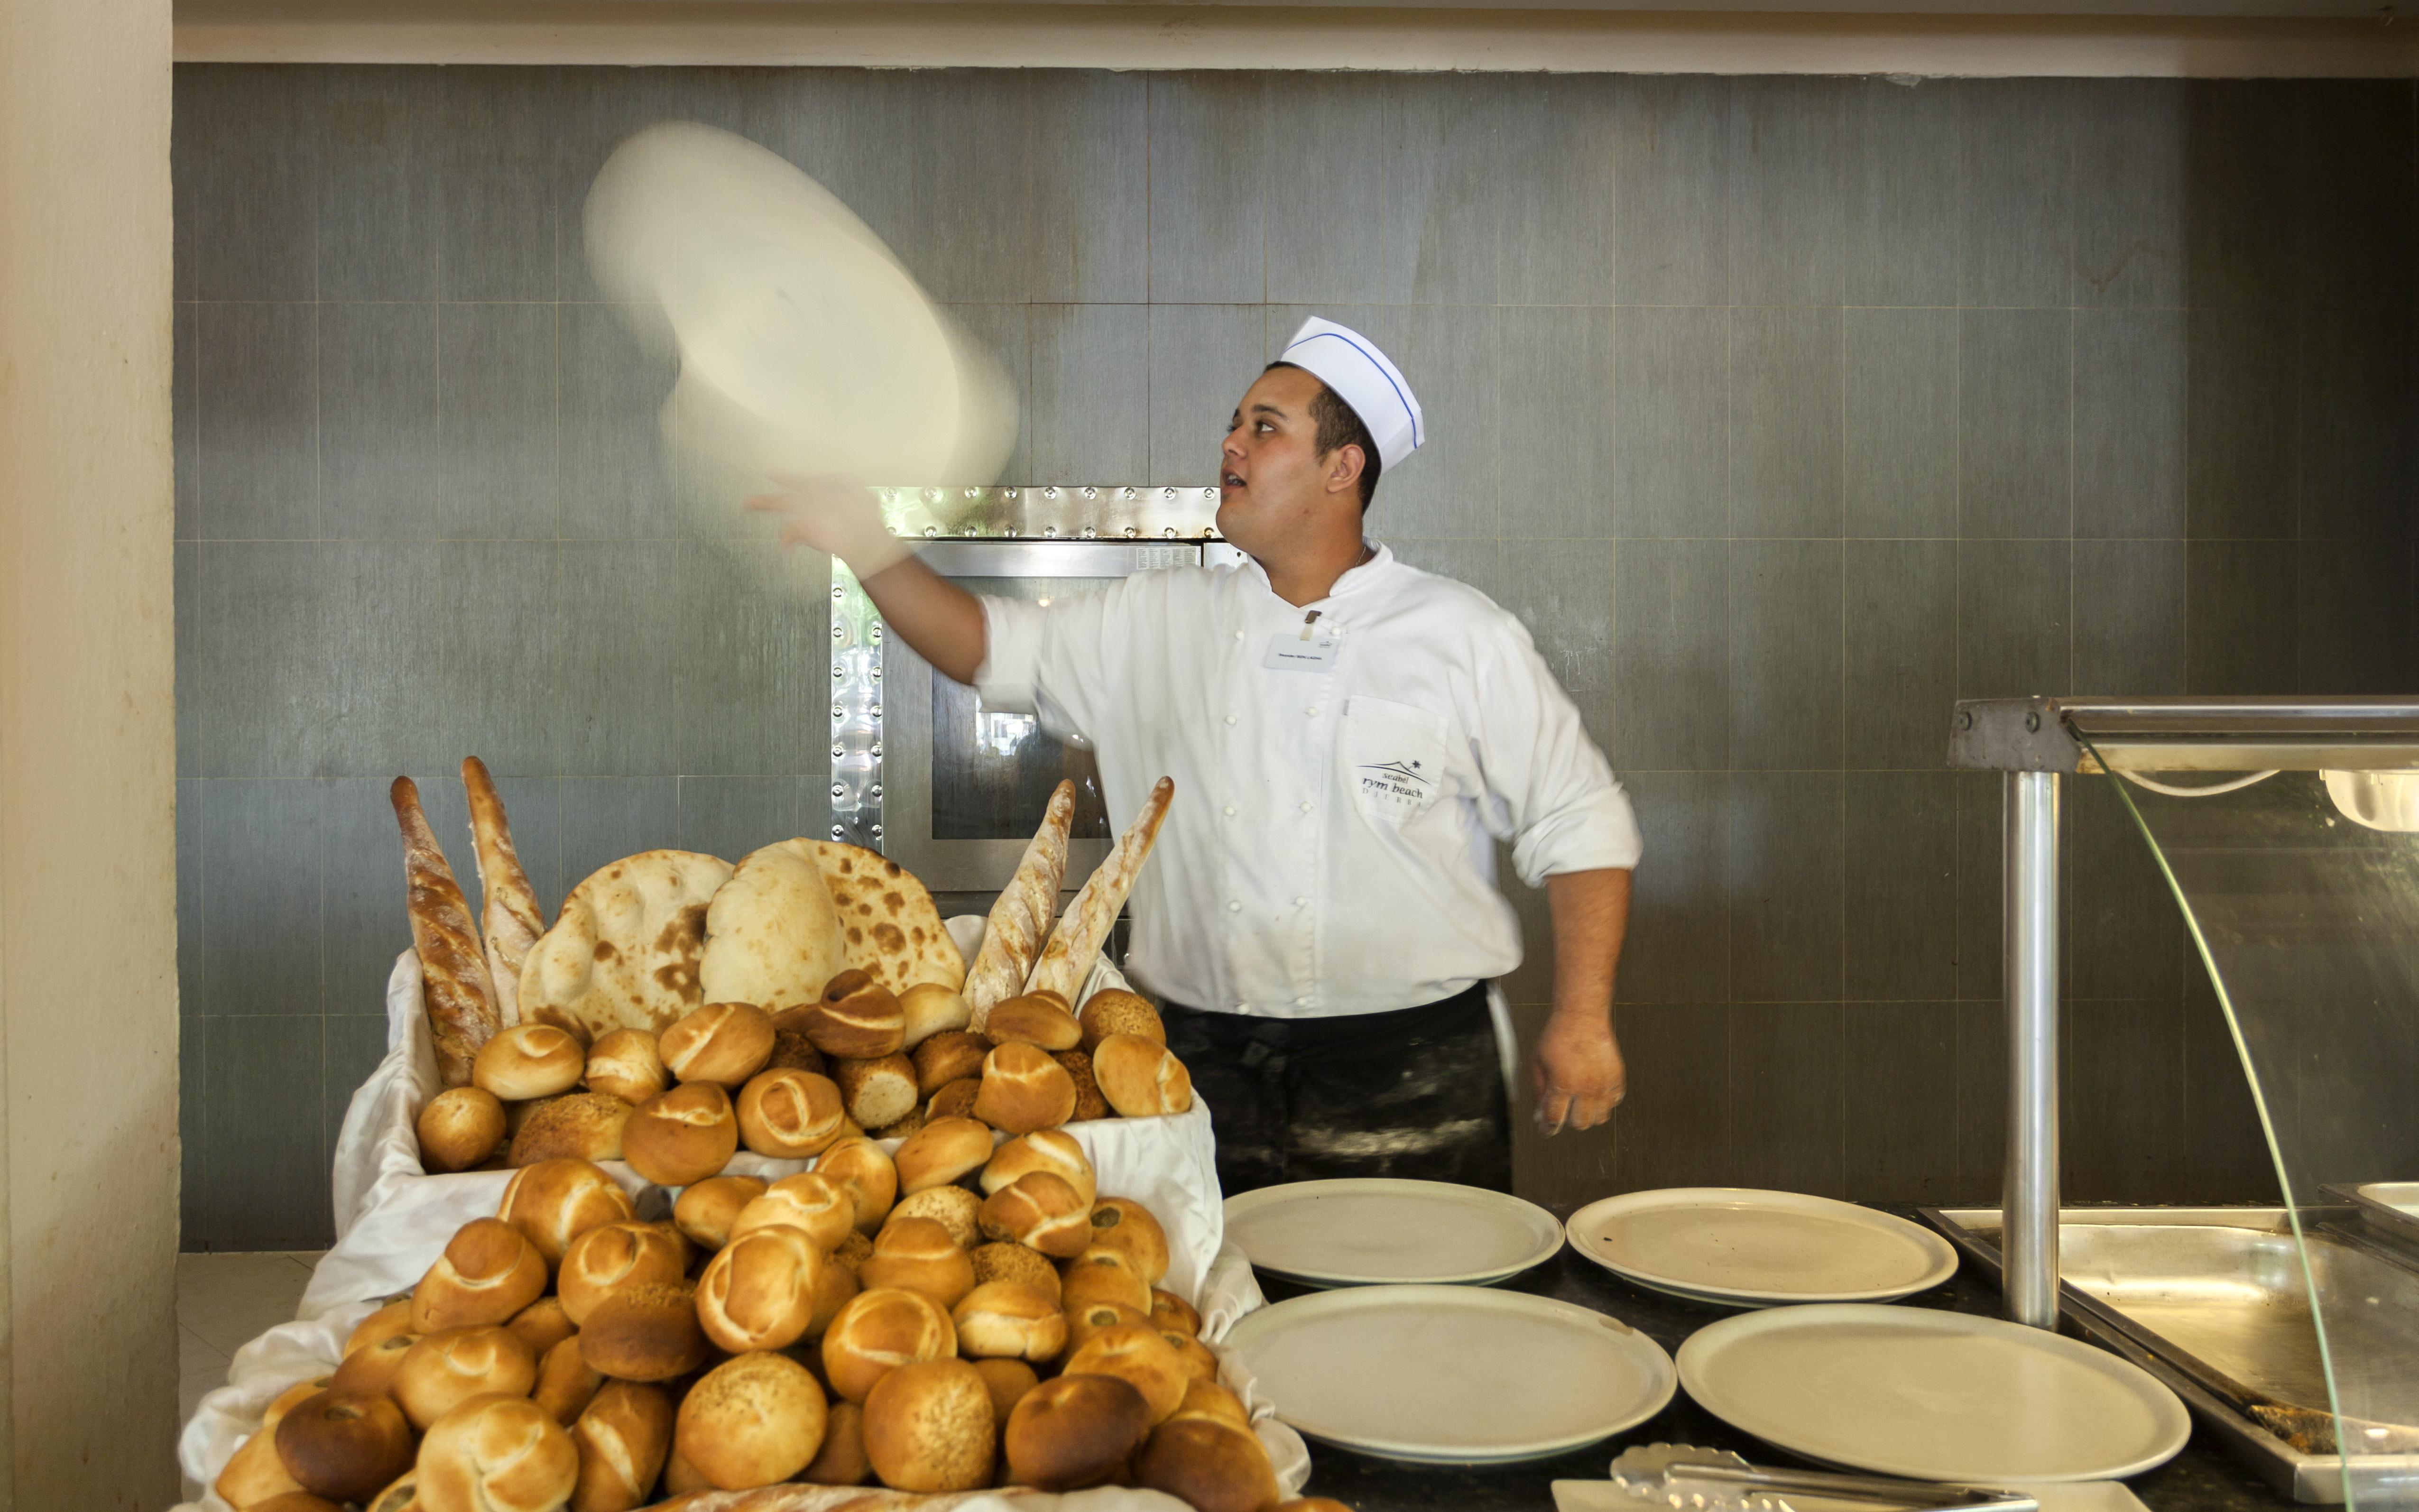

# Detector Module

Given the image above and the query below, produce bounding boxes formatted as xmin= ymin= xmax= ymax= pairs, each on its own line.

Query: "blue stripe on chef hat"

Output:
xmin=1278 ymin=316 xmax=1424 ymax=471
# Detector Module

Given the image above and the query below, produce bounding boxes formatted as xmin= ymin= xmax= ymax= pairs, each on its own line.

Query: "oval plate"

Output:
xmin=1225 ymin=1179 xmax=1564 ymax=1288
xmin=1566 ymin=1188 xmax=1958 ymax=1307
xmin=1678 ymin=1303 xmax=2190 ymax=1483
xmin=1228 ymin=1284 xmax=1676 ymax=1464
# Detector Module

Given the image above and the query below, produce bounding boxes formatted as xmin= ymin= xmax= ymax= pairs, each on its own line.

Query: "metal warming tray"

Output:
xmin=1926 ymin=1207 xmax=2419 ymax=1502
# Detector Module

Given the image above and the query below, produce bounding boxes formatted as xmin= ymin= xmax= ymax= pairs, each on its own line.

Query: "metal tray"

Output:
xmin=1925 ymin=1207 xmax=2419 ymax=1504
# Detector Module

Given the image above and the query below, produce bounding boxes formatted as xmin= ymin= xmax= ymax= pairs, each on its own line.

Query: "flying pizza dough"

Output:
xmin=519 ymin=850 xmax=737 ymax=1040
xmin=584 ymin=121 xmax=1017 ymax=494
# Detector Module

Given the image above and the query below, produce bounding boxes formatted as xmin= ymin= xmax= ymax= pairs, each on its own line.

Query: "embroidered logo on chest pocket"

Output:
xmin=1342 ymin=697 xmax=1449 ymax=826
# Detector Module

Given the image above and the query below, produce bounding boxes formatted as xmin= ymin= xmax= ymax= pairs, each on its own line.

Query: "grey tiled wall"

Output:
xmin=175 ymin=65 xmax=2415 ymax=1248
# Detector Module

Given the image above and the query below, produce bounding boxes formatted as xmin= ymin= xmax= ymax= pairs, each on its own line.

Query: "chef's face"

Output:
xmin=1218 ymin=365 xmax=1365 ymax=554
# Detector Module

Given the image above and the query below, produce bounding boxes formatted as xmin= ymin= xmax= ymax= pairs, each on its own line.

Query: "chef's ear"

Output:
xmin=1324 ymin=441 xmax=1368 ymax=501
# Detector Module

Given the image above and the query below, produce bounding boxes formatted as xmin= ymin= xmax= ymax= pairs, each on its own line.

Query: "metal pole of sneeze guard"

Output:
xmin=2003 ymin=769 xmax=2061 ymax=1330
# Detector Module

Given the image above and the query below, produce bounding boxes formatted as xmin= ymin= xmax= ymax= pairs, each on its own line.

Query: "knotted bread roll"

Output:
xmin=576 ymin=1281 xmax=706 ymax=1382
xmin=1134 ymin=1417 xmax=1282 ymax=1512
xmin=410 ymin=1217 xmax=547 ymax=1332
xmin=887 ymin=1183 xmax=981 ymax=1250
xmin=582 ymin=1028 xmax=667 ymax=1106
xmin=623 ymin=1081 xmax=738 ymax=1186
xmin=855 ymin=1216 xmax=974 ymax=1309
xmin=569 ymin=1379 xmax=673 ymax=1512
xmin=728 ymin=1171 xmax=854 ymax=1251
xmin=394 ymin=1326 xmax=538 ymax=1430
xmin=499 ymin=1159 xmax=636 ymax=1268
xmin=658 ymin=1002 xmax=775 ymax=1087
xmin=557 ymin=1220 xmax=689 ymax=1325
xmin=695 ymin=1224 xmax=826 ymax=1353
xmin=417 ymin=1086 xmax=507 ymax=1173
xmin=734 ymin=1067 xmax=847 ymax=1159
xmin=977 ymin=1171 xmax=1090 ymax=1257
xmin=415 ymin=1394 xmax=578 ymax=1512
xmin=1084 ymin=1197 xmax=1169 ymax=1282
xmin=820 ymin=1287 xmax=956 ymax=1403
xmin=275 ymin=1391 xmax=415 ymax=1503
xmin=951 ymin=1281 xmax=1066 ymax=1362
xmin=474 ymin=1024 xmax=587 ymax=1101
xmin=1062 ymin=1320 xmax=1187 ymax=1423
xmin=979 ymin=1128 xmax=1094 ymax=1205
xmin=1092 ymin=1033 xmax=1193 ymax=1117
xmin=812 ymin=1137 xmax=897 ymax=1232
xmin=672 ymin=1173 xmax=767 ymax=1252
xmin=893 ymin=1115 xmax=993 ymax=1194
xmin=972 ymin=1042 xmax=1076 ymax=1134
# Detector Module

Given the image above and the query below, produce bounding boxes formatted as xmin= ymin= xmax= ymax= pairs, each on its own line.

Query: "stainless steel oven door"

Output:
xmin=878 ymin=540 xmax=1213 ymax=893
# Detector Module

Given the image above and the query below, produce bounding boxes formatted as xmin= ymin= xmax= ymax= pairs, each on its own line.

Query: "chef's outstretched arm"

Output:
xmin=1536 ymin=867 xmax=1632 ymax=1134
xmin=749 ymin=478 xmax=988 ymax=685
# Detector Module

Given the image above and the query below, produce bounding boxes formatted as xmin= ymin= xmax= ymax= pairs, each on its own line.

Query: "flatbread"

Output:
xmin=811 ymin=841 xmax=964 ymax=994
xmin=518 ymin=849 xmax=735 ymax=1039
xmin=700 ymin=839 xmax=851 ymax=1014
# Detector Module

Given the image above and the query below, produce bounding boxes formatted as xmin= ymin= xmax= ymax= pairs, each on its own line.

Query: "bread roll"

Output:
xmin=1003 ymin=1372 xmax=1154 ymax=1492
xmin=898 ymin=983 xmax=970 ymax=1051
xmin=1085 ymin=1197 xmax=1169 ymax=1282
xmin=1054 ymin=1050 xmax=1110 ymax=1122
xmin=1094 ymin=1033 xmax=1193 ymax=1118
xmin=734 ymin=1067 xmax=848 ymax=1159
xmin=766 ymin=1026 xmax=827 ymax=1076
xmin=676 ymin=1350 xmax=829 ymax=1491
xmin=496 ymin=1298 xmax=568 ymax=1359
xmin=671 ymin=1173 xmax=766 ymax=1252
xmin=831 ymin=1228 xmax=873 ymax=1272
xmin=532 ymin=1335 xmax=606 ymax=1426
xmin=983 ymin=995 xmax=1082 ymax=1053
xmin=925 ymin=1079 xmax=982 ymax=1122
xmin=582 ymin=1029 xmax=667 ymax=1106
xmin=892 ymin=1116 xmax=993 ymax=1195
xmin=832 ymin=1053 xmax=918 ymax=1130
xmin=813 ymin=1136 xmax=896 ymax=1232
xmin=411 ymin=1218 xmax=547 ymax=1332
xmin=978 ymin=1171 xmax=1090 ymax=1258
xmin=806 ymin=971 xmax=906 ymax=1060
xmin=912 ymin=1032 xmax=991 ymax=1098
xmin=214 ymin=1428 xmax=306 ymax=1506
xmin=570 ymin=1379 xmax=674 ymax=1512
xmin=577 ymin=1281 xmax=706 ymax=1382
xmin=695 ymin=1224 xmax=825 ymax=1353
xmin=415 ymin=1394 xmax=579 ymax=1512
xmin=951 ymin=1282 xmax=1066 ymax=1362
xmin=862 ymin=1358 xmax=994 ymax=1493
xmin=394 ymin=1326 xmax=539 ymax=1429
xmin=246 ymin=1494 xmax=346 ymax=1512
xmin=504 ymin=1092 xmax=632 ymax=1167
xmin=1077 ymin=988 xmax=1165 ymax=1054
xmin=276 ymin=1391 xmax=416 ymax=1502
xmin=798 ymin=1400 xmax=875 ymax=1486
xmin=856 ymin=1217 xmax=975 ymax=1310
xmin=1063 ymin=1301 xmax=1152 ymax=1357
xmin=970 ymin=1242 xmax=1061 ymax=1301
xmin=820 ymin=1287 xmax=956 ymax=1403
xmin=888 ymin=1184 xmax=981 ymax=1251
xmin=869 ymin=1106 xmax=926 ymax=1141
xmin=1134 ymin=1417 xmax=1282 ymax=1512
xmin=1065 ymin=1321 xmax=1188 ymax=1424
xmin=347 ymin=1299 xmax=415 ymax=1357
xmin=363 ymin=1469 xmax=422 ymax=1512
xmin=659 ymin=1001 xmax=776 ymax=1088
xmin=806 ymin=1245 xmax=862 ymax=1341
xmin=391 ymin=775 xmax=501 ymax=1087
xmin=971 ymin=1357 xmax=1040 ymax=1423
xmin=979 ymin=1129 xmax=1095 ymax=1205
xmin=1150 ymin=1288 xmax=1201 ymax=1338
xmin=729 ymin=1171 xmax=854 ymax=1252
xmin=475 ymin=1024 xmax=588 ymax=1101
xmin=1164 ymin=1329 xmax=1220 ymax=1383
xmin=331 ymin=1329 xmax=420 ymax=1399
xmin=622 ymin=1081 xmax=738 ymax=1186
xmin=558 ymin=1220 xmax=688 ymax=1325
xmin=972 ymin=1042 xmax=1076 ymax=1134
xmin=1060 ymin=1247 xmax=1153 ymax=1316
xmin=1171 ymin=1378 xmax=1251 ymax=1429
xmin=418 ymin=1087 xmax=508 ymax=1173
xmin=661 ymin=1445 xmax=710 ymax=1497
xmin=499 ymin=1159 xmax=637 ymax=1268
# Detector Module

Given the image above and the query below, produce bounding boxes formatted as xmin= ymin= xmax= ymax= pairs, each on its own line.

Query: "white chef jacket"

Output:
xmin=974 ymin=540 xmax=1642 ymax=1020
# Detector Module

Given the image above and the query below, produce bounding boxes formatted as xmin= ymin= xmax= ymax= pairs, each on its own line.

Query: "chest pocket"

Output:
xmin=1342 ymin=696 xmax=1451 ymax=826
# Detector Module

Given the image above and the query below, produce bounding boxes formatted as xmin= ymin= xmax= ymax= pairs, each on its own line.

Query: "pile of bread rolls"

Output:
xmin=417 ymin=966 xmax=1194 ymax=1180
xmin=217 ymin=1146 xmax=1342 ymax=1512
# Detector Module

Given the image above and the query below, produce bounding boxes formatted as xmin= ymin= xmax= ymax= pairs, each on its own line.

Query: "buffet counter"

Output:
xmin=1283 ymin=1206 xmax=2286 ymax=1512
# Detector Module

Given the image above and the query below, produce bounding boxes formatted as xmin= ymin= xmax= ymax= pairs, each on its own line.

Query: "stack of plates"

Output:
xmin=1564 ymin=1188 xmax=1958 ymax=1307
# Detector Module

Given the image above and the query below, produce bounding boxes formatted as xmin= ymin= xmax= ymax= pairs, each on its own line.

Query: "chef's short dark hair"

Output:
xmin=1269 ymin=362 xmax=1381 ymax=510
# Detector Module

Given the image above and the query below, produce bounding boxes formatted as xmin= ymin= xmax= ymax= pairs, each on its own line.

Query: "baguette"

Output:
xmin=1024 ymin=777 xmax=1173 ymax=1006
xmin=463 ymin=756 xmax=545 ymax=1029
xmin=966 ymin=781 xmax=1075 ymax=1030
xmin=392 ymin=775 xmax=501 ymax=1087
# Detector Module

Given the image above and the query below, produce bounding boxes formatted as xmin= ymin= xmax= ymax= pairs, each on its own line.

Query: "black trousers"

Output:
xmin=1161 ymin=984 xmax=1512 ymax=1197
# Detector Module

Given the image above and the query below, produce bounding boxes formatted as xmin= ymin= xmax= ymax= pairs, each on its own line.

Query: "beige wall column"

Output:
xmin=0 ymin=0 xmax=180 ymax=1506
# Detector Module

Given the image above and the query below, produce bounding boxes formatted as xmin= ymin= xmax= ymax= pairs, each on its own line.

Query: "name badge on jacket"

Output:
xmin=1263 ymin=634 xmax=1340 ymax=672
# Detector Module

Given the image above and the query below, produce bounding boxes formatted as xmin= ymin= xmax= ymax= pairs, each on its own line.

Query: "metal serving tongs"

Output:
xmin=1610 ymin=1444 xmax=2040 ymax=1512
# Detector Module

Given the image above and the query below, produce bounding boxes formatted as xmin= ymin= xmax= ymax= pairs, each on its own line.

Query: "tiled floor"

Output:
xmin=178 ymin=1251 xmax=322 ymax=1502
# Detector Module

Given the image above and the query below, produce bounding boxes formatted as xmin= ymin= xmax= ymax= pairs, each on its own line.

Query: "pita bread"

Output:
xmin=699 ymin=839 xmax=851 ymax=1014
xmin=811 ymin=841 xmax=964 ymax=994
xmin=519 ymin=849 xmax=736 ymax=1039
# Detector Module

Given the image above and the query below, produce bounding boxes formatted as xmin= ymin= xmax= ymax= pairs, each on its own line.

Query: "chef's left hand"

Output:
xmin=1533 ymin=1008 xmax=1625 ymax=1134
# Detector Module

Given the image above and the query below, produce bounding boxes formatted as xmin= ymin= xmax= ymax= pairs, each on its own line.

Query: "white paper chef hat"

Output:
xmin=1277 ymin=316 xmax=1424 ymax=471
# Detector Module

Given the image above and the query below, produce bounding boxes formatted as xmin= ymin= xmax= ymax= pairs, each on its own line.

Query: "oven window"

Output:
xmin=929 ymin=578 xmax=1113 ymax=842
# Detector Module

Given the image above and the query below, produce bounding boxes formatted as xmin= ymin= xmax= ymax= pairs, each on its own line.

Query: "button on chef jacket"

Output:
xmin=974 ymin=540 xmax=1643 ymax=1020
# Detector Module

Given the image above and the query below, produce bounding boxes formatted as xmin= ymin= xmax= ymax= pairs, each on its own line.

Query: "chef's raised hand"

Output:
xmin=1533 ymin=1006 xmax=1626 ymax=1135
xmin=746 ymin=474 xmax=911 ymax=576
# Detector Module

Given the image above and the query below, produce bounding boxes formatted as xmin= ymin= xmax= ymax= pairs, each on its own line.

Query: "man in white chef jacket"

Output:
xmin=757 ymin=317 xmax=1639 ymax=1194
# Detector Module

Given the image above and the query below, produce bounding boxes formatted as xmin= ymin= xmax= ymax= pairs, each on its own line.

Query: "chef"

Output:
xmin=755 ymin=317 xmax=1640 ymax=1195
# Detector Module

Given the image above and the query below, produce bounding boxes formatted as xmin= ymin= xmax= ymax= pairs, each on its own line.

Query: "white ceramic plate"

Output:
xmin=1224 ymin=1179 xmax=1564 ymax=1287
xmin=1678 ymin=1304 xmax=2191 ymax=1483
xmin=1565 ymin=1188 xmax=1959 ymax=1306
xmin=1228 ymin=1284 xmax=1677 ymax=1464
xmin=2357 ymin=1181 xmax=2419 ymax=1217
